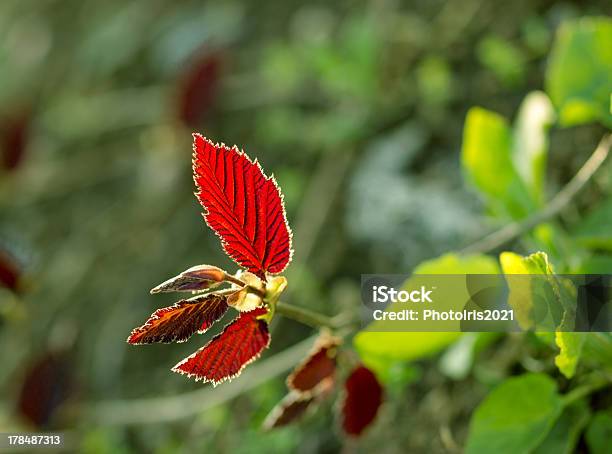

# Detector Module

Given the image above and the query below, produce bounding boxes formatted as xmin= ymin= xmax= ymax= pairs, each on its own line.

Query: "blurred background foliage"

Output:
xmin=0 ymin=0 xmax=611 ymax=453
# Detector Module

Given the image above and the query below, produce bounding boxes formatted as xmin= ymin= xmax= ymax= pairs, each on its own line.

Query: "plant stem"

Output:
xmin=461 ymin=134 xmax=612 ymax=255
xmin=275 ymin=301 xmax=337 ymax=329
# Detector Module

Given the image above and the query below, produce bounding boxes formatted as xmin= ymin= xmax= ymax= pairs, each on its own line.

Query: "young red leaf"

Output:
xmin=262 ymin=392 xmax=314 ymax=430
xmin=127 ymin=294 xmax=229 ymax=344
xmin=172 ymin=306 xmax=270 ymax=385
xmin=192 ymin=134 xmax=293 ymax=279
xmin=150 ymin=264 xmax=227 ymax=294
xmin=287 ymin=333 xmax=341 ymax=393
xmin=341 ymin=365 xmax=383 ymax=437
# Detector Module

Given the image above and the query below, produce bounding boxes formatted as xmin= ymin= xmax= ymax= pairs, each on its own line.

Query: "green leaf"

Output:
xmin=477 ymin=35 xmax=527 ymax=86
xmin=533 ymin=400 xmax=590 ymax=454
xmin=354 ymin=254 xmax=499 ymax=368
xmin=512 ymin=92 xmax=555 ymax=204
xmin=546 ymin=17 xmax=612 ymax=127
xmin=574 ymin=198 xmax=612 ymax=251
xmin=500 ymin=251 xmax=576 ymax=332
xmin=554 ymin=332 xmax=585 ymax=378
xmin=465 ymin=373 xmax=563 ymax=454
xmin=462 ymin=107 xmax=534 ymax=219
xmin=499 ymin=251 xmax=554 ymax=329
xmin=586 ymin=411 xmax=612 ymax=454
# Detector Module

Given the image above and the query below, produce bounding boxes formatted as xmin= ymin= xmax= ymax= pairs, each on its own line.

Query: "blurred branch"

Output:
xmin=86 ymin=334 xmax=317 ymax=426
xmin=275 ymin=301 xmax=338 ymax=329
xmin=461 ymin=134 xmax=612 ymax=255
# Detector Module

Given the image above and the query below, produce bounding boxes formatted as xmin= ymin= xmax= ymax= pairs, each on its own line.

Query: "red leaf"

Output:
xmin=263 ymin=376 xmax=335 ymax=430
xmin=1 ymin=108 xmax=30 ymax=171
xmin=341 ymin=365 xmax=383 ymax=437
xmin=177 ymin=52 xmax=222 ymax=128
xmin=287 ymin=333 xmax=341 ymax=393
xmin=172 ymin=306 xmax=270 ymax=385
xmin=192 ymin=134 xmax=293 ymax=279
xmin=17 ymin=352 xmax=74 ymax=428
xmin=262 ymin=392 xmax=314 ymax=430
xmin=0 ymin=247 xmax=22 ymax=292
xmin=127 ymin=294 xmax=229 ymax=344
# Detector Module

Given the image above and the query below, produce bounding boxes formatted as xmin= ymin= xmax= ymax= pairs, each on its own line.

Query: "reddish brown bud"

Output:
xmin=150 ymin=265 xmax=227 ymax=294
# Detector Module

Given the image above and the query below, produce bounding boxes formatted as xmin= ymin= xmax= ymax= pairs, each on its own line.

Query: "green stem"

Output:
xmin=275 ymin=301 xmax=337 ymax=329
xmin=461 ymin=134 xmax=611 ymax=255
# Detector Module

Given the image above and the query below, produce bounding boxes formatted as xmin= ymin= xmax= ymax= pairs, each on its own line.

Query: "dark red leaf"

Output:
xmin=127 ymin=294 xmax=229 ymax=344
xmin=177 ymin=53 xmax=221 ymax=128
xmin=172 ymin=306 xmax=270 ymax=385
xmin=341 ymin=365 xmax=383 ymax=437
xmin=1 ymin=109 xmax=30 ymax=171
xmin=262 ymin=392 xmax=314 ymax=429
xmin=192 ymin=134 xmax=293 ymax=279
xmin=287 ymin=333 xmax=341 ymax=393
xmin=263 ymin=376 xmax=335 ymax=430
xmin=150 ymin=264 xmax=227 ymax=294
xmin=17 ymin=352 xmax=74 ymax=428
xmin=0 ymin=247 xmax=22 ymax=292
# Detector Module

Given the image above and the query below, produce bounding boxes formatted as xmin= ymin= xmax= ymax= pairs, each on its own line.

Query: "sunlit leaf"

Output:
xmin=554 ymin=331 xmax=585 ymax=379
xmin=341 ymin=365 xmax=383 ymax=437
xmin=172 ymin=306 xmax=270 ymax=385
xmin=462 ymin=107 xmax=534 ymax=218
xmin=127 ymin=293 xmax=229 ymax=344
xmin=512 ymin=91 xmax=554 ymax=203
xmin=354 ymin=254 xmax=499 ymax=367
xmin=465 ymin=373 xmax=562 ymax=454
xmin=546 ymin=17 xmax=612 ymax=127
xmin=192 ymin=134 xmax=293 ymax=279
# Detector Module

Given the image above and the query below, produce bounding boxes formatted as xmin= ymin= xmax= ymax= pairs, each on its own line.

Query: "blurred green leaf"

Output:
xmin=465 ymin=373 xmax=563 ymax=454
xmin=585 ymin=410 xmax=612 ymax=454
xmin=574 ymin=198 xmax=612 ymax=251
xmin=416 ymin=55 xmax=453 ymax=105
xmin=477 ymin=35 xmax=527 ymax=86
xmin=546 ymin=17 xmax=612 ymax=127
xmin=512 ymin=92 xmax=555 ymax=204
xmin=354 ymin=254 xmax=499 ymax=372
xmin=462 ymin=107 xmax=534 ymax=218
xmin=533 ymin=399 xmax=590 ymax=454
xmin=554 ymin=331 xmax=585 ymax=378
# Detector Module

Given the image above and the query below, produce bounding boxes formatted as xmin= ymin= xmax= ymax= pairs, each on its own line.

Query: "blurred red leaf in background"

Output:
xmin=16 ymin=352 xmax=74 ymax=428
xmin=341 ymin=365 xmax=383 ymax=437
xmin=1 ymin=108 xmax=30 ymax=171
xmin=177 ymin=52 xmax=222 ymax=128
